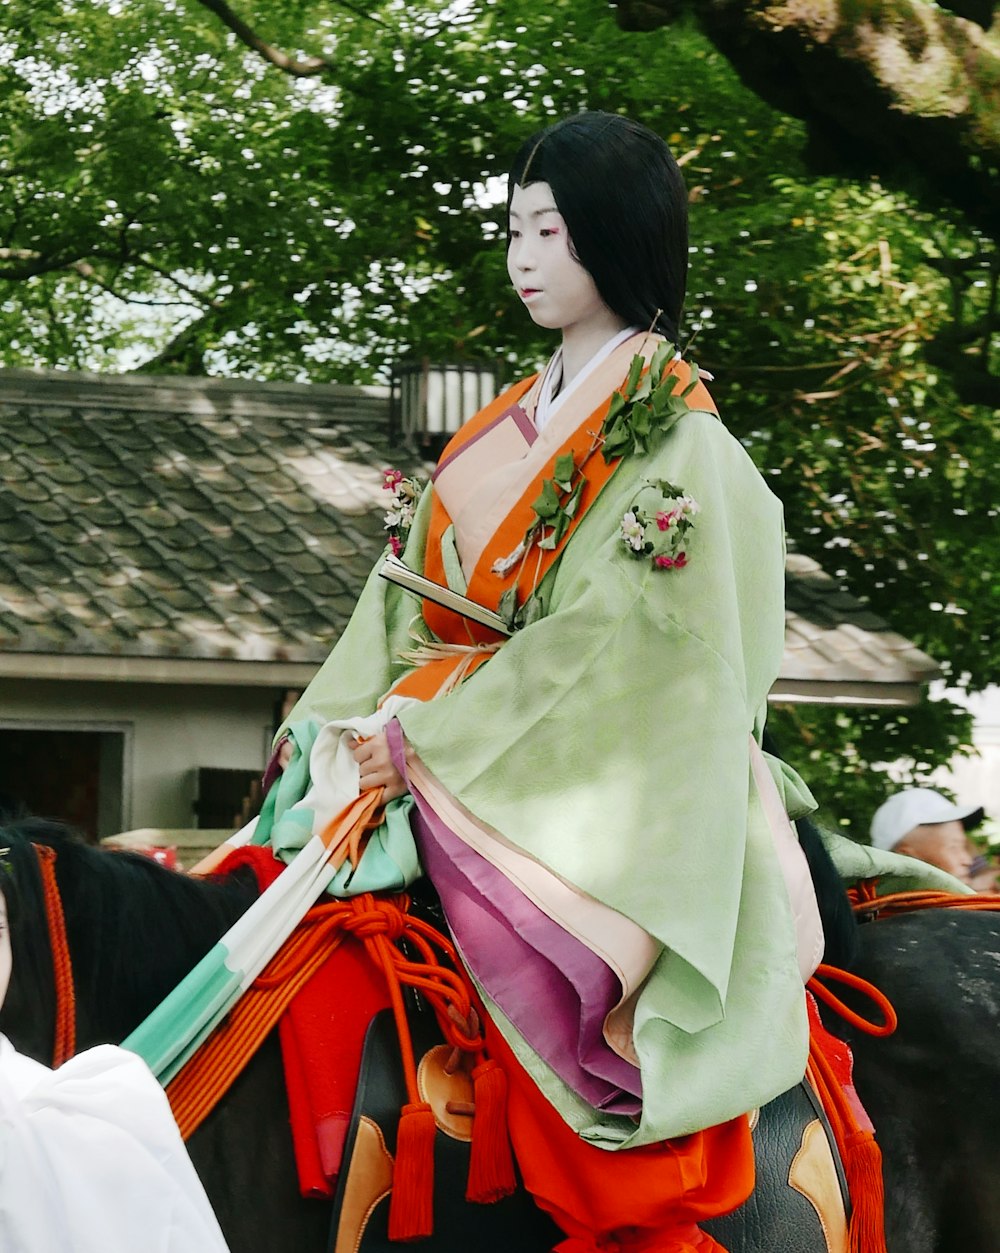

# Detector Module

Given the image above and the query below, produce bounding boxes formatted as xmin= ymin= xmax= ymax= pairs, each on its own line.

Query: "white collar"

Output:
xmin=533 ymin=326 xmax=641 ymax=432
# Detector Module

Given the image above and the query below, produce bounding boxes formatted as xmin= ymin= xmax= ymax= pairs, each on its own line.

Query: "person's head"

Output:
xmin=870 ymin=788 xmax=986 ymax=884
xmin=506 ymin=111 xmax=689 ymax=343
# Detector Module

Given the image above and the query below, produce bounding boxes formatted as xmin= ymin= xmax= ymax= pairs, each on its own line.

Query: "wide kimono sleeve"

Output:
xmin=281 ymin=486 xmax=437 ymax=728
xmin=395 ymin=410 xmax=812 ymax=1145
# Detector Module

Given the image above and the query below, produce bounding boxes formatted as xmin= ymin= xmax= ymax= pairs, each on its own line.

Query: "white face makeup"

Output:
xmin=507 ymin=181 xmax=619 ymax=340
xmin=0 ymin=895 xmax=10 ymax=1010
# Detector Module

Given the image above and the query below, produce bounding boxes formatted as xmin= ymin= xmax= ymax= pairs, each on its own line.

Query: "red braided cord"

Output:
xmin=850 ymin=882 xmax=1000 ymax=918
xmin=168 ymin=891 xmax=490 ymax=1139
xmin=808 ymin=963 xmax=897 ymax=1038
xmin=300 ymin=895 xmax=486 ymax=1053
xmin=32 ymin=844 xmax=76 ymax=1067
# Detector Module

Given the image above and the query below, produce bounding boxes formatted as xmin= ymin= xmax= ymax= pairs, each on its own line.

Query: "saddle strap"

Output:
xmin=850 ymin=882 xmax=1000 ymax=917
xmin=166 ymin=903 xmax=353 ymax=1138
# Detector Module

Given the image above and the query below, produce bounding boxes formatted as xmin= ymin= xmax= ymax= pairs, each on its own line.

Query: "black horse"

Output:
xmin=837 ymin=906 xmax=1000 ymax=1252
xmin=2 ymin=815 xmax=1000 ymax=1253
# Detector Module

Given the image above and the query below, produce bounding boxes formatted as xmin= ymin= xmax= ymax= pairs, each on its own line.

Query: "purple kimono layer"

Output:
xmin=387 ymin=720 xmax=641 ymax=1116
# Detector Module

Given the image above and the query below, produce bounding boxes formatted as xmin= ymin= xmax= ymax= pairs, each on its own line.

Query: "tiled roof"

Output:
xmin=0 ymin=368 xmax=939 ymax=702
xmin=0 ymin=368 xmax=420 ymax=667
xmin=777 ymin=550 xmax=940 ymax=703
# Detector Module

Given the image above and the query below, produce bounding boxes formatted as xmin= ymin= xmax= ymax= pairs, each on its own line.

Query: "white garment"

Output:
xmin=0 ymin=1036 xmax=230 ymax=1253
xmin=298 ymin=693 xmax=419 ymax=835
xmin=533 ymin=325 xmax=641 ymax=431
xmin=749 ymin=738 xmax=825 ymax=982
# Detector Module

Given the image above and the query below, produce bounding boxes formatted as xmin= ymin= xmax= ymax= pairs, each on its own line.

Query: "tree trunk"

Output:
xmin=613 ymin=0 xmax=1000 ymax=230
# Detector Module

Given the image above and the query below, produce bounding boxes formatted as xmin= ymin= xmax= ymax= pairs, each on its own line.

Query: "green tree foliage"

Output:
xmin=1 ymin=0 xmax=995 ymax=833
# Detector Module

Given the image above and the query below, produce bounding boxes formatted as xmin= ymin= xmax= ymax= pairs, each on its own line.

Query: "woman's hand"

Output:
xmin=352 ymin=731 xmax=409 ymax=803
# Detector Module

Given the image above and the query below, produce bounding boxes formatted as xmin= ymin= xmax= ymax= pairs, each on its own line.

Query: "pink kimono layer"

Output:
xmin=387 ymin=718 xmax=642 ymax=1113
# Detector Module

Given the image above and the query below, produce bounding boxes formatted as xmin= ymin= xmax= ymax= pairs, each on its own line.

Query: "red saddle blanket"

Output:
xmin=218 ymin=844 xmax=391 ymax=1197
xmin=220 ymin=844 xmax=882 ymax=1233
xmin=280 ymin=938 xmax=392 ymax=1196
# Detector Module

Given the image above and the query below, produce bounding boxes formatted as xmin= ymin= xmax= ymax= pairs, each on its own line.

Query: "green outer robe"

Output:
xmin=280 ymin=402 xmax=964 ymax=1148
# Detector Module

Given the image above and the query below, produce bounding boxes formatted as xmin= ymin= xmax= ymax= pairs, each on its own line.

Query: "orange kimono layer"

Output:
xmin=486 ymin=1019 xmax=754 ymax=1253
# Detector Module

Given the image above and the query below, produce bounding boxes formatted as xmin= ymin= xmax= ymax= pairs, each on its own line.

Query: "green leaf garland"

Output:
xmin=496 ymin=342 xmax=703 ymax=628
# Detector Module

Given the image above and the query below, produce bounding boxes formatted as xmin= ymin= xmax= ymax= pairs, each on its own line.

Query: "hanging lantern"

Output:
xmin=390 ymin=359 xmax=498 ymax=458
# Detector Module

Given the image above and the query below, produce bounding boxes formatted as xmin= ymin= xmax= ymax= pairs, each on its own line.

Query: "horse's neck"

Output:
xmin=64 ymin=847 xmax=259 ymax=1052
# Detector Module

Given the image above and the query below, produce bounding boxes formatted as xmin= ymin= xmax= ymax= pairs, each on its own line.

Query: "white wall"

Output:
xmin=931 ymin=685 xmax=1000 ymax=824
xmin=0 ymin=678 xmax=278 ymax=831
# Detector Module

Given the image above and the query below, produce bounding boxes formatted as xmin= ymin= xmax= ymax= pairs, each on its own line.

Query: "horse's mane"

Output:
xmin=0 ymin=816 xmax=259 ymax=1061
xmin=795 ymin=813 xmax=859 ymax=968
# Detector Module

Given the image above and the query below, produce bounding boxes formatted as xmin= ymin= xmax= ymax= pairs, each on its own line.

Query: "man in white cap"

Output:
xmin=870 ymin=787 xmax=996 ymax=891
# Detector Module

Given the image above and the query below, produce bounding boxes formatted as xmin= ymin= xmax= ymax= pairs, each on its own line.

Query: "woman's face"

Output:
xmin=507 ymin=181 xmax=618 ymax=338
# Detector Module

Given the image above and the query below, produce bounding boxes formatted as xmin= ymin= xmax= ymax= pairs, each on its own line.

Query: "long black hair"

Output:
xmin=507 ymin=111 xmax=689 ymax=343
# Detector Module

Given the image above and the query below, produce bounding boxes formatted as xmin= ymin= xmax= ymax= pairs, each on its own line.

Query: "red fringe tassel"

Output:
xmin=807 ymin=971 xmax=893 ymax=1253
xmin=466 ymin=1058 xmax=516 ymax=1203
xmin=388 ymin=1101 xmax=437 ymax=1242
xmin=845 ymin=1131 xmax=888 ymax=1253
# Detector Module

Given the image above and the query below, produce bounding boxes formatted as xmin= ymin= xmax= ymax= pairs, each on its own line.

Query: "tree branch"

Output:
xmin=193 ymin=0 xmax=336 ymax=77
xmin=330 ymin=0 xmax=390 ymax=27
xmin=133 ymin=256 xmax=221 ymax=309
xmin=0 ymin=247 xmax=87 ymax=280
xmin=74 ymin=262 xmax=207 ymax=310
xmin=192 ymin=0 xmax=392 ymax=80
xmin=130 ymin=316 xmax=212 ymax=375
xmin=0 ymin=245 xmax=221 ymax=316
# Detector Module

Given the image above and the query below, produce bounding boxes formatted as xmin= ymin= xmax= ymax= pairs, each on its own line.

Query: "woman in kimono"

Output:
xmin=267 ymin=112 xmax=825 ymax=1252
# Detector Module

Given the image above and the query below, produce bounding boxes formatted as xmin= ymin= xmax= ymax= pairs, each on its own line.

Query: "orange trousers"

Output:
xmin=485 ymin=1019 xmax=754 ymax=1253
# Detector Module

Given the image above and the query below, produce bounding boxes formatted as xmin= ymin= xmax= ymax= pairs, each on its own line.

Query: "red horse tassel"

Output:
xmin=467 ymin=1058 xmax=516 ymax=1204
xmin=389 ymin=1100 xmax=438 ymax=1241
xmin=33 ymin=844 xmax=76 ymax=1068
xmin=359 ymin=898 xmax=516 ymax=1237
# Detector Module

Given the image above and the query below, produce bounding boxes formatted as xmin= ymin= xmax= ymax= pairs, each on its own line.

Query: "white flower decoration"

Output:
xmin=620 ymin=510 xmax=646 ymax=552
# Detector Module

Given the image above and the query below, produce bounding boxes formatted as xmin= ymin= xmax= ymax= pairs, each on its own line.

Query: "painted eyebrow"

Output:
xmin=508 ymin=206 xmax=560 ymax=221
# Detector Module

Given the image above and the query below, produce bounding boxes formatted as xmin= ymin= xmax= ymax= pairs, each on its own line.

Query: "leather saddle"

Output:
xmin=326 ymin=1006 xmax=850 ymax=1253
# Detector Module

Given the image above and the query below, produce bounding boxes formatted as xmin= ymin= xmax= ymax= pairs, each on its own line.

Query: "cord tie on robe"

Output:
xmin=398 ymin=634 xmax=504 ymax=696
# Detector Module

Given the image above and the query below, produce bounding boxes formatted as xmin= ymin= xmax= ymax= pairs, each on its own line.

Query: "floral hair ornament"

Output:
xmin=620 ymin=479 xmax=699 ymax=570
xmin=382 ymin=469 xmax=424 ymax=557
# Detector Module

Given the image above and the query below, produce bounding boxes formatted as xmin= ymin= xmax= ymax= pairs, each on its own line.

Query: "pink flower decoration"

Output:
xmin=655 ymin=509 xmax=678 ymax=531
xmin=388 ymin=535 xmax=403 ymax=557
xmin=382 ymin=468 xmax=404 ymax=490
xmin=654 ymin=551 xmax=688 ymax=570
